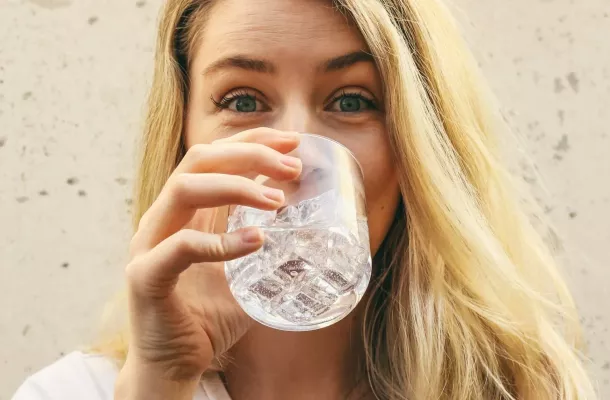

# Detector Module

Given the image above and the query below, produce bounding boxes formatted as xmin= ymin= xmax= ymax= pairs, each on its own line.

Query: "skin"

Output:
xmin=116 ymin=0 xmax=400 ymax=399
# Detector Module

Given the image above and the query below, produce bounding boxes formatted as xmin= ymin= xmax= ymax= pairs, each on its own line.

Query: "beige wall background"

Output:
xmin=0 ymin=0 xmax=608 ymax=398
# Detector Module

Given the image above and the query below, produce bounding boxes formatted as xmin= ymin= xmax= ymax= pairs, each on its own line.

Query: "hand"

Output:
xmin=115 ymin=128 xmax=302 ymax=399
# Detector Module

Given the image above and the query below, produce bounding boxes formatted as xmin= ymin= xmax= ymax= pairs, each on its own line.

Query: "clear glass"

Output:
xmin=225 ymin=134 xmax=371 ymax=331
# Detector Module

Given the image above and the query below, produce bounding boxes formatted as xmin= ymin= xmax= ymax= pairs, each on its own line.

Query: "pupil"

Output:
xmin=236 ymin=97 xmax=256 ymax=112
xmin=340 ymin=97 xmax=361 ymax=112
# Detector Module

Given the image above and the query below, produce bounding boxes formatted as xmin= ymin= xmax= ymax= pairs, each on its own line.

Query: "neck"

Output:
xmin=224 ymin=310 xmax=370 ymax=400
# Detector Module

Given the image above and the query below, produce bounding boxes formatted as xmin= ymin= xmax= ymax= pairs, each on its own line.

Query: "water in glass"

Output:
xmin=225 ymin=190 xmax=372 ymax=331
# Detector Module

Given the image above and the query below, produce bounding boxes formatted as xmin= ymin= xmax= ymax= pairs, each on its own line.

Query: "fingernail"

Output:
xmin=262 ymin=187 xmax=284 ymax=203
xmin=280 ymin=156 xmax=301 ymax=169
xmin=242 ymin=228 xmax=263 ymax=244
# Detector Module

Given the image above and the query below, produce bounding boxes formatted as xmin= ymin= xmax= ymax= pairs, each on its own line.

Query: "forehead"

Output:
xmin=196 ymin=0 xmax=367 ymax=62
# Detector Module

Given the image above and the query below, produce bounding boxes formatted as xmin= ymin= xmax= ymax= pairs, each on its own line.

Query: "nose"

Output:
xmin=271 ymin=97 xmax=322 ymax=134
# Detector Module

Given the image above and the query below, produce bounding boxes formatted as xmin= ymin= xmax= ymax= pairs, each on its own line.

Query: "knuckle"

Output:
xmin=174 ymin=230 xmax=228 ymax=260
xmin=124 ymin=257 xmax=144 ymax=285
xmin=209 ymin=234 xmax=230 ymax=259
xmin=249 ymin=185 xmax=265 ymax=201
xmin=240 ymin=127 xmax=272 ymax=141
xmin=169 ymin=173 xmax=192 ymax=202
xmin=124 ymin=256 xmax=163 ymax=298
xmin=234 ymin=179 xmax=259 ymax=199
xmin=249 ymin=142 xmax=273 ymax=154
xmin=229 ymin=141 xmax=267 ymax=155
xmin=252 ymin=126 xmax=275 ymax=136
xmin=238 ymin=144 xmax=269 ymax=166
xmin=186 ymin=143 xmax=211 ymax=160
xmin=173 ymin=229 xmax=198 ymax=255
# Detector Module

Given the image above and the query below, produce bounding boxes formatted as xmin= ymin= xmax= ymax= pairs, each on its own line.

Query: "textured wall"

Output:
xmin=1 ymin=0 xmax=608 ymax=398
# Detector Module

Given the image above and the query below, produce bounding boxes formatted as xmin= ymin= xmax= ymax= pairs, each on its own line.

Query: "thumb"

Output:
xmin=126 ymin=228 xmax=264 ymax=298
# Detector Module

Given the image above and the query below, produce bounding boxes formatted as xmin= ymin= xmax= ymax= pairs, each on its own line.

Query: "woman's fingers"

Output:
xmin=213 ymin=127 xmax=300 ymax=154
xmin=132 ymin=173 xmax=283 ymax=254
xmin=126 ymin=228 xmax=264 ymax=299
xmin=131 ymin=129 xmax=302 ymax=255
xmin=174 ymin=141 xmax=302 ymax=180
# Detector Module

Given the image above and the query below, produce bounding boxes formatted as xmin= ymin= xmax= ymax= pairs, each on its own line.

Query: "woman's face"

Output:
xmin=185 ymin=0 xmax=400 ymax=254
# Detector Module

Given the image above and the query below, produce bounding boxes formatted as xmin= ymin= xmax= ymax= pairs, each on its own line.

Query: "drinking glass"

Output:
xmin=225 ymin=134 xmax=371 ymax=331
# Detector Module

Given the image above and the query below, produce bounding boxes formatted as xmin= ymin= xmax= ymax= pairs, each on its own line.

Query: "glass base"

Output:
xmin=235 ymin=289 xmax=363 ymax=331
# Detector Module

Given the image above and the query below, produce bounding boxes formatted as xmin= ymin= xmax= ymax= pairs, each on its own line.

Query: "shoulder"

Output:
xmin=12 ymin=351 xmax=120 ymax=400
xmin=12 ymin=351 xmax=220 ymax=400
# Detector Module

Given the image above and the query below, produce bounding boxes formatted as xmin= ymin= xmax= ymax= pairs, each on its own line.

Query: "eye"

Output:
xmin=326 ymin=91 xmax=378 ymax=113
xmin=232 ymin=96 xmax=258 ymax=112
xmin=212 ymin=89 xmax=269 ymax=113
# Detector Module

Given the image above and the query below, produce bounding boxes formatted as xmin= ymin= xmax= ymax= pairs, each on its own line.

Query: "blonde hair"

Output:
xmin=95 ymin=0 xmax=597 ymax=398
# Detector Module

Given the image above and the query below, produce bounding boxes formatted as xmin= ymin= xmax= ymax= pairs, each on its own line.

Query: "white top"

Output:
xmin=12 ymin=351 xmax=231 ymax=400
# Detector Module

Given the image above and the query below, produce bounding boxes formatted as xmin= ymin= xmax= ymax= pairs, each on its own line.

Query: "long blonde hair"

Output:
xmin=96 ymin=0 xmax=596 ymax=398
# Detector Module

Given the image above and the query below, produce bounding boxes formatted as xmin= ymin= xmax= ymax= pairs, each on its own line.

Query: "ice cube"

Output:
xmin=344 ymin=220 xmax=369 ymax=263
xmin=228 ymin=256 xmax=256 ymax=283
xmin=273 ymin=258 xmax=312 ymax=284
xmin=249 ymin=277 xmax=283 ymax=300
xmin=227 ymin=215 xmax=241 ymax=231
xmin=263 ymin=230 xmax=297 ymax=265
xmin=321 ymin=268 xmax=354 ymax=294
xmin=302 ymin=276 xmax=339 ymax=306
xmin=327 ymin=229 xmax=353 ymax=270
xmin=329 ymin=225 xmax=356 ymax=246
xmin=298 ymin=190 xmax=337 ymax=226
xmin=276 ymin=299 xmax=313 ymax=323
xmin=295 ymin=292 xmax=329 ymax=315
xmin=229 ymin=206 xmax=276 ymax=231
xmin=275 ymin=204 xmax=300 ymax=225
xmin=345 ymin=242 xmax=369 ymax=267
xmin=294 ymin=228 xmax=329 ymax=267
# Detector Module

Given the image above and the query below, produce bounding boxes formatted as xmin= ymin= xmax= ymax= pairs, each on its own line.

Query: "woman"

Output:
xmin=14 ymin=0 xmax=596 ymax=399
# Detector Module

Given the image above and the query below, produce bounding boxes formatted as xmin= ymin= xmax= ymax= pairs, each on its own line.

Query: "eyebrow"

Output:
xmin=202 ymin=55 xmax=276 ymax=76
xmin=202 ymin=50 xmax=375 ymax=76
xmin=323 ymin=50 xmax=375 ymax=72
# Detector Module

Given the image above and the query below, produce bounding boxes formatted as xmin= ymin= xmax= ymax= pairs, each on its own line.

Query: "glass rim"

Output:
xmin=299 ymin=133 xmax=365 ymax=179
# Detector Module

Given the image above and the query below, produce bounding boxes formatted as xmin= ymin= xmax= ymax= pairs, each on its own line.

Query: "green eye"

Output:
xmin=339 ymin=96 xmax=362 ymax=112
xmin=213 ymin=91 xmax=268 ymax=113
xmin=327 ymin=92 xmax=378 ymax=113
xmin=234 ymin=96 xmax=257 ymax=112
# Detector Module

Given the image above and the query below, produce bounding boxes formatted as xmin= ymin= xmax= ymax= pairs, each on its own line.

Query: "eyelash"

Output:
xmin=211 ymin=89 xmax=379 ymax=112
xmin=211 ymin=89 xmax=259 ymax=110
xmin=326 ymin=90 xmax=378 ymax=111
